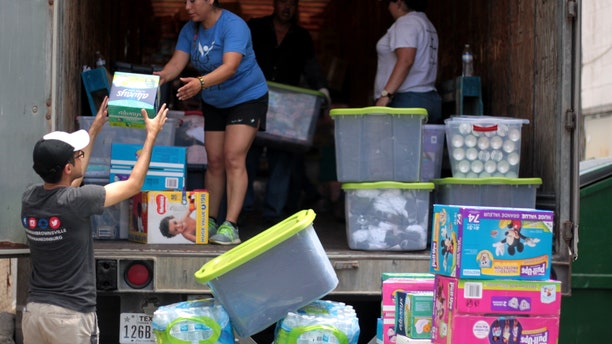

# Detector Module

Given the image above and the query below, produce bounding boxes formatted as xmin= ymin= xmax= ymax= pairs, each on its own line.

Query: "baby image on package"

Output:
xmin=130 ymin=191 xmax=209 ymax=244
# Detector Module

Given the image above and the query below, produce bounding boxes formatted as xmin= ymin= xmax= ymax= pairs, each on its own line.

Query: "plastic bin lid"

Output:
xmin=267 ymin=81 xmax=326 ymax=97
xmin=194 ymin=209 xmax=317 ymax=284
xmin=432 ymin=177 xmax=542 ymax=186
xmin=329 ymin=106 xmax=428 ymax=118
xmin=341 ymin=181 xmax=434 ymax=190
xmin=580 ymin=157 xmax=612 ymax=187
xmin=444 ymin=115 xmax=529 ymax=125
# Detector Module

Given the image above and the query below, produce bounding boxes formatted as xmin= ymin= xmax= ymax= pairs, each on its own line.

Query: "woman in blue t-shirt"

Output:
xmin=155 ymin=0 xmax=268 ymax=245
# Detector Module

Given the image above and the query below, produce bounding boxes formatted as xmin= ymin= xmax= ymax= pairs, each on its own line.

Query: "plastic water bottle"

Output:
xmin=462 ymin=44 xmax=474 ymax=77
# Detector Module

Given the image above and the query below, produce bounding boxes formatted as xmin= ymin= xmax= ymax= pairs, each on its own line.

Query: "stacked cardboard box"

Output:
xmin=379 ymin=273 xmax=434 ymax=344
xmin=129 ymin=190 xmax=209 ymax=244
xmin=429 ymin=205 xmax=560 ymax=344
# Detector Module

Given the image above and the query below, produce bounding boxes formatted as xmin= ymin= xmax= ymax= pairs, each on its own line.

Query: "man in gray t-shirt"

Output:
xmin=20 ymin=97 xmax=168 ymax=344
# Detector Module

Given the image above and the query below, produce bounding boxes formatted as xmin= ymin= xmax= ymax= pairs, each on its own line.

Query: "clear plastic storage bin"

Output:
xmin=342 ymin=181 xmax=434 ymax=251
xmin=421 ymin=124 xmax=446 ymax=182
xmin=77 ymin=116 xmax=177 ymax=178
xmin=255 ymin=82 xmax=325 ymax=152
xmin=194 ymin=210 xmax=338 ymax=337
xmin=433 ymin=177 xmax=541 ymax=208
xmin=331 ymin=107 xmax=428 ymax=182
xmin=445 ymin=116 xmax=529 ymax=178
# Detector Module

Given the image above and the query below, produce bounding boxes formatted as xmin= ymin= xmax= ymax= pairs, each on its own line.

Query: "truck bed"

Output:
xmin=93 ymin=209 xmax=431 ymax=295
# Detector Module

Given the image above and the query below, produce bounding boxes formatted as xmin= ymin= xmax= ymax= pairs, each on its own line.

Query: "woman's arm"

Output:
xmin=154 ymin=50 xmax=191 ymax=85
xmin=176 ymin=51 xmax=243 ymax=101
xmin=71 ymin=97 xmax=109 ymax=187
xmin=376 ymin=47 xmax=416 ymax=106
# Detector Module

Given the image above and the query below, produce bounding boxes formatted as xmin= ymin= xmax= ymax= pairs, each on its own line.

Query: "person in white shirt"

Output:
xmin=374 ymin=0 xmax=442 ymax=123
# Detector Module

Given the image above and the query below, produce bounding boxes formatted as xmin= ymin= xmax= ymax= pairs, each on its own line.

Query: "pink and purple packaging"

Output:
xmin=380 ymin=273 xmax=434 ymax=344
xmin=431 ymin=275 xmax=561 ymax=344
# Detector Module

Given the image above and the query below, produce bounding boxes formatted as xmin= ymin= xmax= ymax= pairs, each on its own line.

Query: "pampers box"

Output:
xmin=129 ymin=190 xmax=209 ymax=244
xmin=430 ymin=205 xmax=554 ymax=280
xmin=108 ymin=71 xmax=160 ymax=128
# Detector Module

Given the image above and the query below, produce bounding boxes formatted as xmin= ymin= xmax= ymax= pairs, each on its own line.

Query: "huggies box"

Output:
xmin=108 ymin=72 xmax=160 ymax=128
xmin=129 ymin=190 xmax=209 ymax=244
xmin=429 ymin=205 xmax=554 ymax=280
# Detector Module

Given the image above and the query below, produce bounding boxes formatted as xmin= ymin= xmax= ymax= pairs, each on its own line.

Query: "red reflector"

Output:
xmin=124 ymin=261 xmax=152 ymax=289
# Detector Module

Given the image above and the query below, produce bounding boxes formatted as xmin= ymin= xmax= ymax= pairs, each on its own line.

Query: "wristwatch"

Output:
xmin=381 ymin=89 xmax=393 ymax=98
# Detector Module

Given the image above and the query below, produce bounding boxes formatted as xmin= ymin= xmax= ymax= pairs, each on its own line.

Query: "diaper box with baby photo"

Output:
xmin=129 ymin=190 xmax=209 ymax=244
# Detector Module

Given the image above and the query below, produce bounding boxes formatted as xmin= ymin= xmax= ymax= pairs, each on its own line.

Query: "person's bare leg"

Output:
xmin=223 ymin=124 xmax=258 ymax=224
xmin=204 ymin=131 xmax=226 ymax=220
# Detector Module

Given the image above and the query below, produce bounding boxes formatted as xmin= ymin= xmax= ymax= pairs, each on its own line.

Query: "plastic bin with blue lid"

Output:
xmin=255 ymin=81 xmax=325 ymax=152
xmin=194 ymin=209 xmax=338 ymax=337
xmin=445 ymin=116 xmax=529 ymax=178
xmin=342 ymin=181 xmax=434 ymax=251
xmin=433 ymin=177 xmax=541 ymax=208
xmin=331 ymin=107 xmax=428 ymax=182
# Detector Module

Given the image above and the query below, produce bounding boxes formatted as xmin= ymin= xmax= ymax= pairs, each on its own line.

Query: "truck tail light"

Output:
xmin=124 ymin=261 xmax=153 ymax=289
xmin=119 ymin=259 xmax=154 ymax=291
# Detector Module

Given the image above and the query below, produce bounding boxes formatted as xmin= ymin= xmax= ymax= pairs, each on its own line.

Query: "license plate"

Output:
xmin=119 ymin=313 xmax=155 ymax=344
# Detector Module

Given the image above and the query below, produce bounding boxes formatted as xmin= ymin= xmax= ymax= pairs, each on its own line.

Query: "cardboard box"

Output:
xmin=110 ymin=143 xmax=186 ymax=191
xmin=396 ymin=292 xmax=433 ymax=339
xmin=432 ymin=314 xmax=559 ymax=344
xmin=381 ymin=274 xmax=434 ymax=344
xmin=108 ymin=71 xmax=160 ymax=128
xmin=431 ymin=275 xmax=561 ymax=344
xmin=396 ymin=336 xmax=431 ymax=344
xmin=129 ymin=190 xmax=209 ymax=244
xmin=430 ymin=205 xmax=554 ymax=280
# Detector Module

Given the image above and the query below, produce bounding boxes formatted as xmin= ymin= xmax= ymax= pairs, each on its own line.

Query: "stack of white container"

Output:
xmin=330 ymin=106 xmax=437 ymax=252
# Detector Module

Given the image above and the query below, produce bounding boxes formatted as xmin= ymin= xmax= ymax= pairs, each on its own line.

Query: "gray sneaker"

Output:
xmin=209 ymin=221 xmax=241 ymax=245
xmin=208 ymin=218 xmax=218 ymax=237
